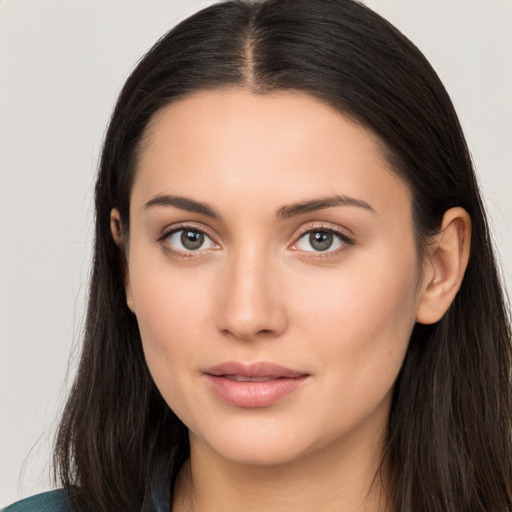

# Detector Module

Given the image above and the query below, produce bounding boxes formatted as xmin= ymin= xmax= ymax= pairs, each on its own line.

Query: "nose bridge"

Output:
xmin=216 ymin=239 xmax=286 ymax=340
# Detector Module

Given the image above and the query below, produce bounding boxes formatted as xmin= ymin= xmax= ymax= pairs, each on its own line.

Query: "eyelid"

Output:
xmin=156 ymin=222 xmax=221 ymax=258
xmin=156 ymin=221 xmax=217 ymax=241
xmin=289 ymin=223 xmax=355 ymax=256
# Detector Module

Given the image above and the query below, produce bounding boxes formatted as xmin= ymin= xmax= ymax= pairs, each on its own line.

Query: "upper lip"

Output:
xmin=204 ymin=361 xmax=308 ymax=379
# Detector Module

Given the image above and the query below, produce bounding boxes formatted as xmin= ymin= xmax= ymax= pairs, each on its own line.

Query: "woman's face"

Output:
xmin=124 ymin=89 xmax=425 ymax=466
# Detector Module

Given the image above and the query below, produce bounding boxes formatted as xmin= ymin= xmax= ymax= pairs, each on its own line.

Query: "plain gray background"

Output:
xmin=1 ymin=0 xmax=511 ymax=506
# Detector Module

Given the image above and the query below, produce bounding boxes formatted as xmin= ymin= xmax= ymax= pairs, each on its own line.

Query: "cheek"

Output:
xmin=128 ymin=234 xmax=213 ymax=334
xmin=132 ymin=276 xmax=211 ymax=428
xmin=282 ymin=251 xmax=419 ymax=445
xmin=135 ymin=296 xmax=212 ymax=369
xmin=291 ymin=241 xmax=420 ymax=391
xmin=126 ymin=246 xmax=215 ymax=396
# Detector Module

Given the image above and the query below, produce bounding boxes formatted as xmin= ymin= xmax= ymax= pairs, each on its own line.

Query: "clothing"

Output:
xmin=1 ymin=488 xmax=170 ymax=512
xmin=2 ymin=455 xmax=175 ymax=511
xmin=1 ymin=476 xmax=171 ymax=512
xmin=1 ymin=490 xmax=73 ymax=512
xmin=3 ymin=456 xmax=175 ymax=512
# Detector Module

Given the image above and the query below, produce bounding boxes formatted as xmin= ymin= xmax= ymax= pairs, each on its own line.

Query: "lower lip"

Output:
xmin=205 ymin=375 xmax=308 ymax=408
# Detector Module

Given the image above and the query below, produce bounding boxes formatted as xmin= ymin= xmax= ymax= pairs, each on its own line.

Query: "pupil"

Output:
xmin=181 ymin=230 xmax=204 ymax=250
xmin=309 ymin=231 xmax=333 ymax=251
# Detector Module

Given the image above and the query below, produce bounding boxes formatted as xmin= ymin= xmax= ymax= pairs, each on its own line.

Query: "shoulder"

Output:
xmin=1 ymin=489 xmax=73 ymax=512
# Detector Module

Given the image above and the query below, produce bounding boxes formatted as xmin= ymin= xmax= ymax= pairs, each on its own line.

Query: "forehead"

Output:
xmin=132 ymin=89 xmax=410 ymax=216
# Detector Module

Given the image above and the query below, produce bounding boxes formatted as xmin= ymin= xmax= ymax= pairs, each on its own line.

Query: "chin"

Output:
xmin=211 ymin=439 xmax=307 ymax=467
xmin=190 ymin=419 xmax=332 ymax=468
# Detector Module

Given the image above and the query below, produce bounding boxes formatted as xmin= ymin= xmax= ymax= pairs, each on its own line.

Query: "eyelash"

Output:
xmin=292 ymin=225 xmax=354 ymax=259
xmin=156 ymin=223 xmax=354 ymax=260
xmin=157 ymin=224 xmax=217 ymax=260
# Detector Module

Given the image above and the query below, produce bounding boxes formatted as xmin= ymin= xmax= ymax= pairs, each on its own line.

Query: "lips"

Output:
xmin=204 ymin=361 xmax=309 ymax=408
xmin=223 ymin=375 xmax=277 ymax=382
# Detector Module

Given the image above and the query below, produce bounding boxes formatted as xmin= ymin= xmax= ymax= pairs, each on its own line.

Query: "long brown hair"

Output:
xmin=54 ymin=1 xmax=512 ymax=510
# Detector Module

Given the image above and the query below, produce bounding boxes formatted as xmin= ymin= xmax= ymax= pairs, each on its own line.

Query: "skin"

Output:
xmin=111 ymin=89 xmax=471 ymax=512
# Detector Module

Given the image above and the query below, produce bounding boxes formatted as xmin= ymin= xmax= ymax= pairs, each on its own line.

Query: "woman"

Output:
xmin=4 ymin=0 xmax=511 ymax=510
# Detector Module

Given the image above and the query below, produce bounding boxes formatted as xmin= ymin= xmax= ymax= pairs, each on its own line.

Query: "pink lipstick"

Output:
xmin=204 ymin=361 xmax=309 ymax=408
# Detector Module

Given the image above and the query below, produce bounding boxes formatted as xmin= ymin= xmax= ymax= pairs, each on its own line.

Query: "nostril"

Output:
xmin=220 ymin=326 xmax=280 ymax=341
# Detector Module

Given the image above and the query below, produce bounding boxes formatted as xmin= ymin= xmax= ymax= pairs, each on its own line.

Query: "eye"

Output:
xmin=293 ymin=229 xmax=351 ymax=253
xmin=165 ymin=228 xmax=218 ymax=252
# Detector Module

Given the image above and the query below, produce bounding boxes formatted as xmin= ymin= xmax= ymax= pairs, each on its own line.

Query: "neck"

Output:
xmin=172 ymin=428 xmax=391 ymax=512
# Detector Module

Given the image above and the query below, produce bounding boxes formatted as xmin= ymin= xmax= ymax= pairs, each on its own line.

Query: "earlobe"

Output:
xmin=125 ymin=285 xmax=136 ymax=314
xmin=416 ymin=207 xmax=471 ymax=325
xmin=110 ymin=209 xmax=136 ymax=314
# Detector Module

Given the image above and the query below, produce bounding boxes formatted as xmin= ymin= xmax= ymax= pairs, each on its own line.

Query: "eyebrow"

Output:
xmin=276 ymin=195 xmax=376 ymax=220
xmin=143 ymin=193 xmax=376 ymax=220
xmin=143 ymin=194 xmax=220 ymax=218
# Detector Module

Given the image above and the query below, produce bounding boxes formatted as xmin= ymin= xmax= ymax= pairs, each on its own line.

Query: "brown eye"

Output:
xmin=181 ymin=230 xmax=204 ymax=250
xmin=294 ymin=228 xmax=352 ymax=253
xmin=165 ymin=228 xmax=217 ymax=252
xmin=309 ymin=231 xmax=334 ymax=251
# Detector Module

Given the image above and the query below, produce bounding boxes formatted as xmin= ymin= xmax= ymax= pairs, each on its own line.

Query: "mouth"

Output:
xmin=221 ymin=375 xmax=283 ymax=382
xmin=203 ymin=361 xmax=310 ymax=408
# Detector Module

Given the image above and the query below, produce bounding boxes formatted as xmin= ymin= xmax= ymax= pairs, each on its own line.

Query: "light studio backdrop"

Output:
xmin=1 ymin=0 xmax=511 ymax=507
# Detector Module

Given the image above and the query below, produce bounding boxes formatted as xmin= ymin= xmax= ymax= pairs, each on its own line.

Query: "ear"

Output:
xmin=110 ymin=208 xmax=136 ymax=314
xmin=416 ymin=207 xmax=471 ymax=325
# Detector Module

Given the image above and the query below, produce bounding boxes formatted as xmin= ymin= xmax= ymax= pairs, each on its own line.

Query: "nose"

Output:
xmin=215 ymin=249 xmax=288 ymax=341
